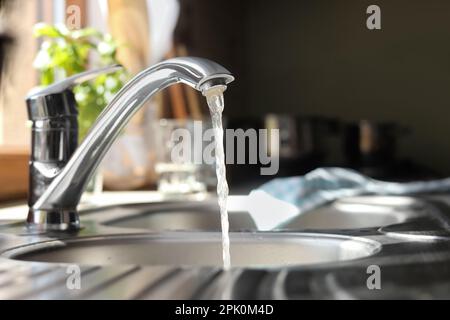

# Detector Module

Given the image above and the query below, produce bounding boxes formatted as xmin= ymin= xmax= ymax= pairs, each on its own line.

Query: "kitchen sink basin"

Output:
xmin=287 ymin=197 xmax=420 ymax=230
xmin=101 ymin=196 xmax=421 ymax=232
xmin=7 ymin=233 xmax=381 ymax=268
xmin=103 ymin=202 xmax=256 ymax=231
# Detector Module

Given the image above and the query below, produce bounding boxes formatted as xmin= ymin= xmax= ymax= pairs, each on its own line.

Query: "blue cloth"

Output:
xmin=258 ymin=167 xmax=450 ymax=219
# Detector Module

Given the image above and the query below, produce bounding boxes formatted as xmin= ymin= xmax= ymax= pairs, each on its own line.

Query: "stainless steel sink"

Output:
xmin=287 ymin=196 xmax=421 ymax=230
xmin=100 ymin=196 xmax=422 ymax=232
xmin=102 ymin=202 xmax=256 ymax=231
xmin=7 ymin=233 xmax=381 ymax=268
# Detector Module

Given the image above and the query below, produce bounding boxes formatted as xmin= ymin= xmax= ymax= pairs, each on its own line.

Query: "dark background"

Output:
xmin=177 ymin=0 xmax=450 ymax=179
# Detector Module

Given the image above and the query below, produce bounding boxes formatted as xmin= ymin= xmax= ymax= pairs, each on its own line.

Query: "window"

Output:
xmin=0 ymin=0 xmax=85 ymax=201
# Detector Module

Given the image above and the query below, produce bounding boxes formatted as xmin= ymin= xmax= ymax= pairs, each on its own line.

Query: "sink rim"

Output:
xmin=1 ymin=231 xmax=382 ymax=270
xmin=92 ymin=196 xmax=424 ymax=232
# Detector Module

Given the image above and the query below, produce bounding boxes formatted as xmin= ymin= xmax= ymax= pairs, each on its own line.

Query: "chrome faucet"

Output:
xmin=26 ymin=57 xmax=234 ymax=231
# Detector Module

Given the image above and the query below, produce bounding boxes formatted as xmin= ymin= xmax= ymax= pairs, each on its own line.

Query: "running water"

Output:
xmin=203 ymin=85 xmax=231 ymax=270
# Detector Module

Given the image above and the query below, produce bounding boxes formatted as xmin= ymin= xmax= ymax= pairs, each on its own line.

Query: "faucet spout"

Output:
xmin=28 ymin=57 xmax=234 ymax=231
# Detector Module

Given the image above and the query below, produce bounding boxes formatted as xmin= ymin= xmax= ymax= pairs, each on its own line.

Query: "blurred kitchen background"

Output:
xmin=0 ymin=0 xmax=449 ymax=203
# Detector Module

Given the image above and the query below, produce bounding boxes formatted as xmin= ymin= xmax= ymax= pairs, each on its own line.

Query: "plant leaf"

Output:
xmin=33 ymin=23 xmax=62 ymax=38
xmin=72 ymin=28 xmax=102 ymax=40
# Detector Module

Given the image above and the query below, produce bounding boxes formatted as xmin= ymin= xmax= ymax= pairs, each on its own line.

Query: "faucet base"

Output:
xmin=27 ymin=209 xmax=80 ymax=231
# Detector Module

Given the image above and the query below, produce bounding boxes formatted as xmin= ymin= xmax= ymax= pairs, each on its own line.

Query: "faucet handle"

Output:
xmin=26 ymin=65 xmax=123 ymax=215
xmin=27 ymin=65 xmax=123 ymax=99
xmin=26 ymin=65 xmax=123 ymax=121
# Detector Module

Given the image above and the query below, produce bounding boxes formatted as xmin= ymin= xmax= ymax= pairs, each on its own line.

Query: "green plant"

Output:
xmin=33 ymin=23 xmax=128 ymax=140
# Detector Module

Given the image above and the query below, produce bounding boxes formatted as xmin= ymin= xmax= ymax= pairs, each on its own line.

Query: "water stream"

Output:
xmin=203 ymin=85 xmax=231 ymax=270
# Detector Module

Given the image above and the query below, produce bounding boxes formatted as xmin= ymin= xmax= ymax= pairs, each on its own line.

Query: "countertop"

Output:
xmin=0 ymin=193 xmax=449 ymax=299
